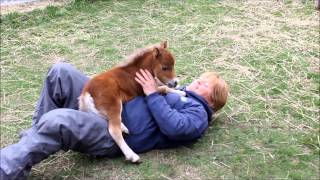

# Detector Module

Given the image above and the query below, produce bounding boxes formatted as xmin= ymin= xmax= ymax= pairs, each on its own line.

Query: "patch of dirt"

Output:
xmin=0 ymin=0 xmax=71 ymax=15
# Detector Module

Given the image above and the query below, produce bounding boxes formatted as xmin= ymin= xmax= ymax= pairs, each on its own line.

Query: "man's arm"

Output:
xmin=135 ymin=69 xmax=209 ymax=141
xmin=145 ymin=92 xmax=208 ymax=141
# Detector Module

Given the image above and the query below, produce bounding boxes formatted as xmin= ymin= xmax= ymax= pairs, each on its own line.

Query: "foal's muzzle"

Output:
xmin=167 ymin=78 xmax=179 ymax=88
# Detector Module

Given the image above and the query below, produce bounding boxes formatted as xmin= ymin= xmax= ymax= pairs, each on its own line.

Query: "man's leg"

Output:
xmin=0 ymin=62 xmax=117 ymax=179
xmin=0 ymin=109 xmax=120 ymax=180
xmin=32 ymin=62 xmax=90 ymax=126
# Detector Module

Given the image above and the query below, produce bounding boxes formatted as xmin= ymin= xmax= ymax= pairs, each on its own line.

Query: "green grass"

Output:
xmin=1 ymin=0 xmax=319 ymax=179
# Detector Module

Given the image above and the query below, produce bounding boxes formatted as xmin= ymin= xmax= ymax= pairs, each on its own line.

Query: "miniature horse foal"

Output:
xmin=79 ymin=41 xmax=177 ymax=163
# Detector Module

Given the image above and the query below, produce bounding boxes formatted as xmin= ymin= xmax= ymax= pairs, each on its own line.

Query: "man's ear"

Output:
xmin=153 ymin=47 xmax=161 ymax=58
xmin=160 ymin=41 xmax=168 ymax=49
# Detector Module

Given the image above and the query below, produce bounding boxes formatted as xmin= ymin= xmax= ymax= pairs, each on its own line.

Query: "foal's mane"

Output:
xmin=119 ymin=45 xmax=157 ymax=67
xmin=127 ymin=47 xmax=152 ymax=63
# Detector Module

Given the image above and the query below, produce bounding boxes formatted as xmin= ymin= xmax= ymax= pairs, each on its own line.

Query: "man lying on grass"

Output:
xmin=0 ymin=62 xmax=229 ymax=180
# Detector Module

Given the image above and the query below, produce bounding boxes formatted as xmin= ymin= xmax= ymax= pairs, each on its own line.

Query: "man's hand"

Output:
xmin=135 ymin=69 xmax=157 ymax=96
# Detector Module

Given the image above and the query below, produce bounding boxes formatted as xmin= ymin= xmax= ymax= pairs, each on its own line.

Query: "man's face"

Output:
xmin=186 ymin=78 xmax=214 ymax=104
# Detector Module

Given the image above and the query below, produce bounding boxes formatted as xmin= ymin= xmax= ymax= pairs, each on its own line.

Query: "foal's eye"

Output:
xmin=162 ymin=66 xmax=169 ymax=71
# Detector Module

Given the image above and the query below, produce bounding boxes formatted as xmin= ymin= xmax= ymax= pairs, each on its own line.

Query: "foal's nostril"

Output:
xmin=168 ymin=80 xmax=178 ymax=88
xmin=174 ymin=81 xmax=178 ymax=87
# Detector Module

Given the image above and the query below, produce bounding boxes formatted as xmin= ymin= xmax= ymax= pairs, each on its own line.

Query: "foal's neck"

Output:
xmin=125 ymin=53 xmax=154 ymax=75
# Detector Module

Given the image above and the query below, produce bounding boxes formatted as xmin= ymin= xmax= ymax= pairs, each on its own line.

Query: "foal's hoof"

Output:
xmin=126 ymin=154 xmax=141 ymax=164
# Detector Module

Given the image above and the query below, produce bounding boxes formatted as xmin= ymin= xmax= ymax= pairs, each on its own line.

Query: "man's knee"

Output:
xmin=34 ymin=109 xmax=112 ymax=152
xmin=35 ymin=109 xmax=106 ymax=135
xmin=48 ymin=62 xmax=77 ymax=79
xmin=47 ymin=62 xmax=89 ymax=90
xmin=35 ymin=109 xmax=75 ymax=134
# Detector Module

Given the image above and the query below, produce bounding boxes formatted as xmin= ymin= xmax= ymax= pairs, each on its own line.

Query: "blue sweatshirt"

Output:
xmin=122 ymin=90 xmax=213 ymax=153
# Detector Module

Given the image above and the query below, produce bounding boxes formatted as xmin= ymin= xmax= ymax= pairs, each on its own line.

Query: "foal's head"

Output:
xmin=125 ymin=41 xmax=178 ymax=88
xmin=150 ymin=41 xmax=177 ymax=88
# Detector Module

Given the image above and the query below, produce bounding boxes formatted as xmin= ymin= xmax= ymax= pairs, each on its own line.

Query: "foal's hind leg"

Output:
xmin=100 ymin=100 xmax=139 ymax=163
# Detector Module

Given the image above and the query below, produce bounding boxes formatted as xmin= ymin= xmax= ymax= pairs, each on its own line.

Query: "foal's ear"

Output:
xmin=153 ymin=47 xmax=161 ymax=58
xmin=160 ymin=41 xmax=168 ymax=49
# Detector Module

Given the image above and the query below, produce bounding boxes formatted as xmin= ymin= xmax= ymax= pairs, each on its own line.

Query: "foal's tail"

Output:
xmin=78 ymin=92 xmax=99 ymax=114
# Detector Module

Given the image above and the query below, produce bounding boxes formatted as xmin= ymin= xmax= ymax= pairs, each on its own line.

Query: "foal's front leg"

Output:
xmin=121 ymin=122 xmax=129 ymax=134
xmin=101 ymin=100 xmax=140 ymax=163
xmin=157 ymin=86 xmax=186 ymax=96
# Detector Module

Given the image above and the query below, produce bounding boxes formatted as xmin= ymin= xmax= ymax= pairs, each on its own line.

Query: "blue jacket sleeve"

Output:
xmin=145 ymin=92 xmax=208 ymax=141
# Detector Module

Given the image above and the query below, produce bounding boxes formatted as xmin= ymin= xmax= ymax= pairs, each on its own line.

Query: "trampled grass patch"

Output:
xmin=1 ymin=0 xmax=319 ymax=179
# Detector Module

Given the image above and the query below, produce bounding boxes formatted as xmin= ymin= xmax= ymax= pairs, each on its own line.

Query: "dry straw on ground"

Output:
xmin=0 ymin=0 xmax=319 ymax=179
xmin=0 ymin=0 xmax=71 ymax=15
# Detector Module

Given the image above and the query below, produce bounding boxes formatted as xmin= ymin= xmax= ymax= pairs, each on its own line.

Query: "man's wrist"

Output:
xmin=145 ymin=90 xmax=157 ymax=96
xmin=146 ymin=91 xmax=159 ymax=97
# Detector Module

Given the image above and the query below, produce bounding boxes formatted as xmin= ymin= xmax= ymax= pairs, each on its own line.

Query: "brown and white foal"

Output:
xmin=79 ymin=41 xmax=177 ymax=163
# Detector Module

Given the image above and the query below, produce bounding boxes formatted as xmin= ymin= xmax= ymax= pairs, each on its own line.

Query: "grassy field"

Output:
xmin=1 ymin=0 xmax=319 ymax=179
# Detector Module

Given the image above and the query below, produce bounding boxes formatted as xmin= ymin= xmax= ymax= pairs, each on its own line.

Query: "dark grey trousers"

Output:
xmin=0 ymin=63 xmax=120 ymax=180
